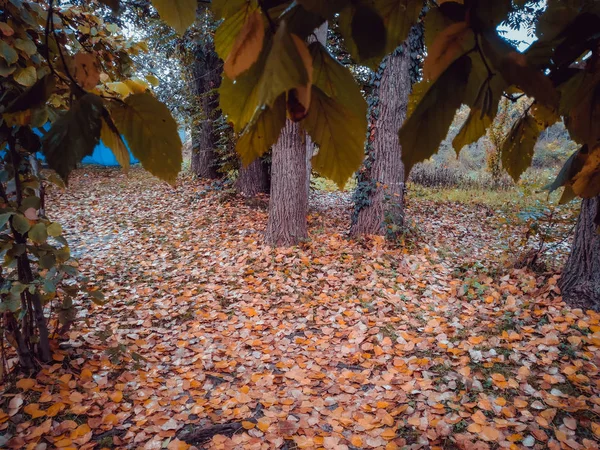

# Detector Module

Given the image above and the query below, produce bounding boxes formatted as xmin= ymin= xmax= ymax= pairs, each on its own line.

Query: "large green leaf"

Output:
xmin=296 ymin=0 xmax=348 ymax=19
xmin=212 ymin=0 xmax=250 ymax=19
xmin=501 ymin=114 xmax=541 ymax=182
xmin=337 ymin=2 xmax=386 ymax=69
xmin=223 ymin=9 xmax=265 ymax=79
xmin=236 ymin=95 xmax=286 ymax=166
xmin=423 ymin=22 xmax=474 ymax=83
xmin=565 ymin=81 xmax=600 ymax=148
xmin=572 ymin=144 xmax=600 ymax=198
xmin=215 ymin=4 xmax=256 ymax=63
xmin=423 ymin=6 xmax=459 ymax=49
xmin=278 ymin=3 xmax=326 ymax=40
xmin=453 ymin=54 xmax=505 ymax=154
xmin=375 ymin=0 xmax=422 ymax=54
xmin=471 ymin=0 xmax=511 ymax=31
xmin=452 ymin=108 xmax=493 ymax=154
xmin=6 ymin=74 xmax=55 ymax=113
xmin=29 ymin=223 xmax=47 ymax=244
xmin=42 ymin=94 xmax=104 ymax=182
xmin=302 ymin=87 xmax=367 ymax=188
xmin=109 ymin=92 xmax=182 ymax=184
xmin=219 ymin=43 xmax=268 ymax=133
xmin=11 ymin=214 xmax=31 ymax=235
xmin=399 ymin=56 xmax=472 ymax=176
xmin=482 ymin=32 xmax=559 ymax=109
xmin=151 ymin=0 xmax=196 ymax=35
xmin=309 ymin=42 xmax=366 ymax=116
xmin=257 ymin=21 xmax=310 ymax=108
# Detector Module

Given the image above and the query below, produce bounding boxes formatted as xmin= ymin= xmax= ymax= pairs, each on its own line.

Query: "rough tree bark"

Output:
xmin=350 ymin=45 xmax=411 ymax=238
xmin=560 ymin=196 xmax=600 ymax=310
xmin=265 ymin=23 xmax=327 ymax=246
xmin=190 ymin=40 xmax=222 ymax=179
xmin=235 ymin=158 xmax=270 ymax=197
xmin=265 ymin=121 xmax=309 ymax=246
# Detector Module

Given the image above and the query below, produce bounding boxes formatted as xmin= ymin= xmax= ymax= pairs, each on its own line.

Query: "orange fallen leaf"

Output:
xmin=350 ymin=436 xmax=363 ymax=447
xmin=109 ymin=391 xmax=123 ymax=402
xmin=23 ymin=403 xmax=46 ymax=419
xmin=241 ymin=421 xmax=255 ymax=430
xmin=381 ymin=428 xmax=397 ymax=440
xmin=480 ymin=426 xmax=500 ymax=441
xmin=167 ymin=439 xmax=191 ymax=450
xmin=16 ymin=378 xmax=36 ymax=391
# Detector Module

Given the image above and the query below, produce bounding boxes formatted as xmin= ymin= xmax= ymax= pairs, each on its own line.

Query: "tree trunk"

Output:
xmin=560 ymin=196 xmax=600 ymax=310
xmin=265 ymin=24 xmax=327 ymax=246
xmin=265 ymin=121 xmax=309 ymax=246
xmin=350 ymin=45 xmax=411 ymax=238
xmin=236 ymin=158 xmax=270 ymax=197
xmin=190 ymin=40 xmax=222 ymax=179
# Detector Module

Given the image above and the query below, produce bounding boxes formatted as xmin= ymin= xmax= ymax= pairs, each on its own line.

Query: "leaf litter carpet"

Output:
xmin=2 ymin=168 xmax=600 ymax=450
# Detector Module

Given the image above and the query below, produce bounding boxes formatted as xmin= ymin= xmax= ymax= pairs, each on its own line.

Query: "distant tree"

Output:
xmin=560 ymin=198 xmax=600 ymax=310
xmin=188 ymin=39 xmax=222 ymax=179
xmin=236 ymin=158 xmax=270 ymax=196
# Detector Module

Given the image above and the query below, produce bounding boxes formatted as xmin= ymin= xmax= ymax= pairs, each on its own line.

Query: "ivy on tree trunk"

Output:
xmin=190 ymin=40 xmax=222 ymax=179
xmin=351 ymin=44 xmax=411 ymax=239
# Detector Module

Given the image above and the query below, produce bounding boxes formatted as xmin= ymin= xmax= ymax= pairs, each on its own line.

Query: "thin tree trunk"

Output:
xmin=190 ymin=40 xmax=222 ymax=179
xmin=265 ymin=121 xmax=309 ymax=246
xmin=236 ymin=158 xmax=270 ymax=197
xmin=560 ymin=196 xmax=600 ymax=310
xmin=265 ymin=24 xmax=327 ymax=246
xmin=350 ymin=45 xmax=411 ymax=238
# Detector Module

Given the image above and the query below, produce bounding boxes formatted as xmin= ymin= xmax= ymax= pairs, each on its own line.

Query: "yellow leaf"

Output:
xmin=151 ymin=0 xmax=196 ymax=35
xmin=423 ymin=22 xmax=474 ymax=82
xmin=123 ymin=78 xmax=149 ymax=94
xmin=109 ymin=92 xmax=182 ymax=185
xmin=286 ymin=35 xmax=313 ymax=121
xmin=100 ymin=118 xmax=130 ymax=172
xmin=257 ymin=418 xmax=270 ymax=432
xmin=145 ymin=74 xmax=160 ymax=86
xmin=302 ymin=87 xmax=367 ymax=188
xmin=224 ymin=10 xmax=265 ymax=79
xmin=14 ymin=66 xmax=37 ymax=87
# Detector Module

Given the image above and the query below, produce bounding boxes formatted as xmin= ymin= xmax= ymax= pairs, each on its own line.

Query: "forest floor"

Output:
xmin=2 ymin=167 xmax=600 ymax=450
